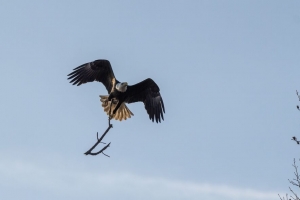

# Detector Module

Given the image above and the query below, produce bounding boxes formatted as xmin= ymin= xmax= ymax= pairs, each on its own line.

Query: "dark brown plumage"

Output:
xmin=68 ymin=59 xmax=165 ymax=123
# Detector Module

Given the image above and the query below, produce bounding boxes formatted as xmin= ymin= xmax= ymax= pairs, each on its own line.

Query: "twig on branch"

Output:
xmin=289 ymin=186 xmax=300 ymax=200
xmin=84 ymin=100 xmax=114 ymax=157
xmin=280 ymin=91 xmax=300 ymax=200
xmin=292 ymin=137 xmax=300 ymax=145
xmin=278 ymin=193 xmax=291 ymax=200
xmin=296 ymin=91 xmax=300 ymax=111
xmin=289 ymin=159 xmax=300 ymax=187
xmin=280 ymin=159 xmax=300 ymax=200
xmin=84 ymin=124 xmax=112 ymax=156
xmin=296 ymin=90 xmax=300 ymax=101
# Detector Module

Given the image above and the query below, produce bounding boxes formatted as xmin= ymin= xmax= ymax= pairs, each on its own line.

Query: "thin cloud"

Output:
xmin=0 ymin=157 xmax=281 ymax=200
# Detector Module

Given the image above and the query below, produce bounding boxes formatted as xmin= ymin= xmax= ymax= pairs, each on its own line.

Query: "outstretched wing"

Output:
xmin=67 ymin=59 xmax=118 ymax=93
xmin=125 ymin=78 xmax=165 ymax=123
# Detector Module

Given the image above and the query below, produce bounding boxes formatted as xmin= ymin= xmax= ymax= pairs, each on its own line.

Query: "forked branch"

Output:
xmin=84 ymin=100 xmax=114 ymax=157
xmin=279 ymin=159 xmax=300 ymax=200
xmin=289 ymin=159 xmax=300 ymax=188
xmin=292 ymin=136 xmax=300 ymax=145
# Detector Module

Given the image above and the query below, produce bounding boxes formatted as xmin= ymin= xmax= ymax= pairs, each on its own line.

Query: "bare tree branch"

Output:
xmin=289 ymin=159 xmax=300 ymax=187
xmin=292 ymin=137 xmax=300 ymax=145
xmin=84 ymin=118 xmax=113 ymax=156
xmin=296 ymin=90 xmax=300 ymax=101
xmin=278 ymin=193 xmax=291 ymax=200
xmin=296 ymin=90 xmax=300 ymax=111
xmin=280 ymin=91 xmax=300 ymax=200
xmin=289 ymin=186 xmax=300 ymax=200
xmin=281 ymin=159 xmax=300 ymax=200
xmin=84 ymin=99 xmax=114 ymax=157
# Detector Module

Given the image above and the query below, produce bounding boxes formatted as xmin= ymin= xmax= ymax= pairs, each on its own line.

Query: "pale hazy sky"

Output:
xmin=1 ymin=1 xmax=300 ymax=200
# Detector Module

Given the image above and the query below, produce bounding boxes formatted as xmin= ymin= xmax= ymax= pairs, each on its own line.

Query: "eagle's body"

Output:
xmin=68 ymin=59 xmax=165 ymax=123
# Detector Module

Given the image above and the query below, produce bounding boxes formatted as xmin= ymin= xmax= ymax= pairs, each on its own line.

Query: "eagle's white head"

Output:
xmin=116 ymin=82 xmax=128 ymax=92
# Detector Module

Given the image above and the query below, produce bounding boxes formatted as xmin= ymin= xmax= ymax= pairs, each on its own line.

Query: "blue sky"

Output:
xmin=1 ymin=1 xmax=300 ymax=199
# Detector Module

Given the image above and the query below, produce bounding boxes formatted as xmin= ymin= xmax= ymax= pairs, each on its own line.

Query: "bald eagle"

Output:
xmin=67 ymin=59 xmax=165 ymax=123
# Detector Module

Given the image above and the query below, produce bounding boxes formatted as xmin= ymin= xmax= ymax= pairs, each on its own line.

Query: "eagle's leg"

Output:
xmin=108 ymin=99 xmax=114 ymax=120
xmin=112 ymin=100 xmax=123 ymax=115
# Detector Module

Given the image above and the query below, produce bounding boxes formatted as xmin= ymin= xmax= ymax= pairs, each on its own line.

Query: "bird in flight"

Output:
xmin=67 ymin=59 xmax=165 ymax=123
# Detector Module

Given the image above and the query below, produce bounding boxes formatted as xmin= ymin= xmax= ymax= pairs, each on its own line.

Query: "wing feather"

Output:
xmin=125 ymin=78 xmax=165 ymax=123
xmin=67 ymin=59 xmax=118 ymax=93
